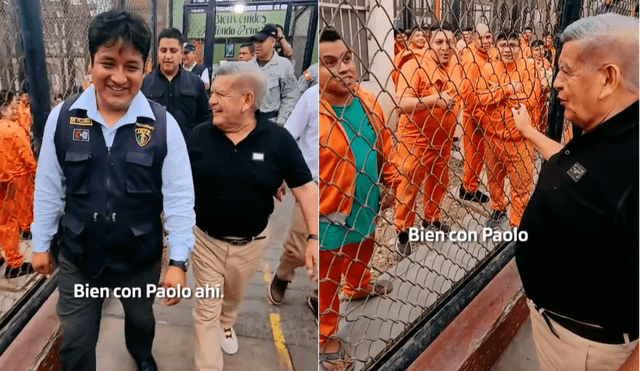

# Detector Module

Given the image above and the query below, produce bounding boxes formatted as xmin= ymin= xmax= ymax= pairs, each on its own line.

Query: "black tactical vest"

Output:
xmin=191 ymin=63 xmax=206 ymax=79
xmin=54 ymin=94 xmax=168 ymax=277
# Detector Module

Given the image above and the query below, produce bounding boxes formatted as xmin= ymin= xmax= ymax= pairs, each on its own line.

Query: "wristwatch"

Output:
xmin=168 ymin=259 xmax=189 ymax=272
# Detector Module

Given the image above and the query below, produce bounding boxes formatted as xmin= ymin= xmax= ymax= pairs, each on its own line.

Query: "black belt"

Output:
xmin=216 ymin=235 xmax=267 ymax=246
xmin=262 ymin=111 xmax=278 ymax=120
xmin=536 ymin=305 xmax=638 ymax=345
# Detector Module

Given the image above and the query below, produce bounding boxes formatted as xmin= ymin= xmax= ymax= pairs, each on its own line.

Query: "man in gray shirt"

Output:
xmin=248 ymin=24 xmax=300 ymax=125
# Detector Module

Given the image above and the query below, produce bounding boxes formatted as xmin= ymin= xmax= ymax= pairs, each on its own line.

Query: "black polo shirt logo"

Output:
xmin=252 ymin=152 xmax=264 ymax=161
xmin=567 ymin=162 xmax=587 ymax=182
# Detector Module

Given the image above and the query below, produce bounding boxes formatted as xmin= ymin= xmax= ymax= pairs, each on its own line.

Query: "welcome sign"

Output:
xmin=188 ymin=10 xmax=287 ymax=39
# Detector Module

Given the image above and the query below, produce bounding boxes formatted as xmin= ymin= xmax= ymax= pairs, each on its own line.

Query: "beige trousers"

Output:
xmin=192 ymin=225 xmax=270 ymax=371
xmin=528 ymin=299 xmax=637 ymax=371
xmin=276 ymin=200 xmax=307 ymax=281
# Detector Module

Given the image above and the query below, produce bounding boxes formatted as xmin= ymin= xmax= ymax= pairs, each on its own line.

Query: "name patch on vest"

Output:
xmin=73 ymin=128 xmax=90 ymax=142
xmin=252 ymin=152 xmax=264 ymax=161
xmin=70 ymin=117 xmax=93 ymax=126
xmin=567 ymin=162 xmax=586 ymax=182
xmin=135 ymin=123 xmax=154 ymax=147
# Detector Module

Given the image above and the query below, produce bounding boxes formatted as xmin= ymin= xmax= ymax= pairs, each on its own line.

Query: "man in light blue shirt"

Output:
xmin=31 ymin=10 xmax=194 ymax=371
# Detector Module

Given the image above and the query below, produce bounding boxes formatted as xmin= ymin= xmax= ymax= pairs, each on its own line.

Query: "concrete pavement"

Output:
xmin=95 ymin=192 xmax=317 ymax=371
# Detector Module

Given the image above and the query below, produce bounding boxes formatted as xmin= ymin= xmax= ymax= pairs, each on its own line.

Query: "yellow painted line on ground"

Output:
xmin=270 ymin=313 xmax=295 ymax=371
xmin=262 ymin=261 xmax=271 ymax=284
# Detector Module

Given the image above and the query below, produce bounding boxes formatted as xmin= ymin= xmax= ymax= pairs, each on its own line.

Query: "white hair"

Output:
xmin=561 ymin=13 xmax=639 ymax=90
xmin=215 ymin=62 xmax=267 ymax=109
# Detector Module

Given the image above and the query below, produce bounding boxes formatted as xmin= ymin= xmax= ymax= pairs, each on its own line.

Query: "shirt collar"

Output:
xmin=69 ymin=85 xmax=156 ymax=128
xmin=586 ymin=100 xmax=639 ymax=139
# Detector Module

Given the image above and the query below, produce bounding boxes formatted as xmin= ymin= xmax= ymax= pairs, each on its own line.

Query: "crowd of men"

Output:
xmin=318 ymin=11 xmax=638 ymax=371
xmin=389 ymin=21 xmax=556 ymax=255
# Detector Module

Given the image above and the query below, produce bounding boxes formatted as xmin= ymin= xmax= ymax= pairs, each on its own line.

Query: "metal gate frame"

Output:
xmin=183 ymin=0 xmax=317 ymax=76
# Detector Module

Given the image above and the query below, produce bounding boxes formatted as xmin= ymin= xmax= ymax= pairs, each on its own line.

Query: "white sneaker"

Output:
xmin=220 ymin=326 xmax=238 ymax=355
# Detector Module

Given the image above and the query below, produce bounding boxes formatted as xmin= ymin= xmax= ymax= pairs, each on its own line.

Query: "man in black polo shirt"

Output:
xmin=512 ymin=13 xmax=638 ymax=371
xmin=187 ymin=62 xmax=318 ymax=371
xmin=141 ymin=28 xmax=211 ymax=140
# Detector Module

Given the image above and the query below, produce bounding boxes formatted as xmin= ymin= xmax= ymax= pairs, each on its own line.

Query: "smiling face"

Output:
xmin=410 ymin=30 xmax=427 ymax=49
xmin=91 ymin=38 xmax=144 ymax=116
xmin=182 ymin=50 xmax=196 ymax=68
xmin=319 ymin=39 xmax=357 ymax=100
xmin=497 ymin=37 xmax=520 ymax=63
xmin=158 ymin=37 xmax=182 ymax=77
xmin=209 ymin=75 xmax=249 ymax=129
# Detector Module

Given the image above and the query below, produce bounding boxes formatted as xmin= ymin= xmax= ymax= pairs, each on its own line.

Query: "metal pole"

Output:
xmin=152 ymin=0 xmax=158 ymax=70
xmin=203 ymin=0 xmax=215 ymax=75
xmin=302 ymin=4 xmax=318 ymax=72
xmin=16 ymin=0 xmax=51 ymax=156
xmin=119 ymin=0 xmax=126 ymax=9
xmin=547 ymin=0 xmax=583 ymax=141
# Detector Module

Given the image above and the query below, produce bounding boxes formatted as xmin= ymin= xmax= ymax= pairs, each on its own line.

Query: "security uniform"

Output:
xmin=184 ymin=63 xmax=210 ymax=88
xmin=248 ymin=53 xmax=300 ymax=125
xmin=141 ymin=67 xmax=212 ymax=140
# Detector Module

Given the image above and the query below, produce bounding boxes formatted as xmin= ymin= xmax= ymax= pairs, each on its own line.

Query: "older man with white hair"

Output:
xmin=187 ymin=62 xmax=319 ymax=371
xmin=512 ymin=13 xmax=639 ymax=371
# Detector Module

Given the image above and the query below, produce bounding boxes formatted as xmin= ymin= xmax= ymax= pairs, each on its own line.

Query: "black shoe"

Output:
xmin=486 ymin=210 xmax=507 ymax=229
xmin=459 ymin=185 xmax=490 ymax=203
xmin=268 ymin=273 xmax=290 ymax=305
xmin=422 ymin=220 xmax=451 ymax=234
xmin=5 ymin=262 xmax=35 ymax=279
xmin=395 ymin=231 xmax=412 ymax=256
xmin=307 ymin=293 xmax=318 ymax=325
xmin=136 ymin=358 xmax=158 ymax=371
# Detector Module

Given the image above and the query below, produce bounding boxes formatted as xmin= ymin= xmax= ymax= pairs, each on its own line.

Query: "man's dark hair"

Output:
xmin=320 ymin=27 xmax=343 ymax=43
xmin=524 ymin=26 xmax=533 ymax=31
xmin=158 ymin=28 xmax=184 ymax=47
xmin=0 ymin=89 xmax=15 ymax=113
xmin=240 ymin=43 xmax=255 ymax=53
xmin=496 ymin=30 xmax=519 ymax=42
xmin=462 ymin=27 xmax=473 ymax=32
xmin=531 ymin=39 xmax=544 ymax=48
xmin=394 ymin=28 xmax=405 ymax=36
xmin=430 ymin=22 xmax=455 ymax=33
xmin=88 ymin=9 xmax=151 ymax=64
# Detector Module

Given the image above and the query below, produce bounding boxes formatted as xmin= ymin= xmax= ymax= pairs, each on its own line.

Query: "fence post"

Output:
xmin=152 ymin=0 xmax=158 ymax=69
xmin=16 ymin=0 xmax=50 ymax=156
xmin=547 ymin=0 xmax=583 ymax=141
xmin=203 ymin=0 xmax=215 ymax=76
xmin=303 ymin=4 xmax=318 ymax=73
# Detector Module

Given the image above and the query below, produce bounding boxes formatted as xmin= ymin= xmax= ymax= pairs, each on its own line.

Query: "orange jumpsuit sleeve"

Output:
xmin=475 ymin=63 xmax=511 ymax=108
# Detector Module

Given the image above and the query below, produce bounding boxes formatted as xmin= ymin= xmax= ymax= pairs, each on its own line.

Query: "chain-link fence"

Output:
xmin=318 ymin=0 xmax=637 ymax=370
xmin=0 ymin=0 xmax=159 ymax=354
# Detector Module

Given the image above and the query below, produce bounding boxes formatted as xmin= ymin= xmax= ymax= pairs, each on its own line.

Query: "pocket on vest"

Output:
xmin=130 ymin=221 xmax=161 ymax=262
xmin=125 ymin=152 xmax=156 ymax=194
xmin=64 ymin=151 xmax=91 ymax=195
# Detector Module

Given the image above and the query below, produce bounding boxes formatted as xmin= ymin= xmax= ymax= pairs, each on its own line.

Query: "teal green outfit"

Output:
xmin=320 ymin=97 xmax=380 ymax=251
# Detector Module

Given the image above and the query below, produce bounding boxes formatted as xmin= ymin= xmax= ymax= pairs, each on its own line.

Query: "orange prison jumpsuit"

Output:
xmin=12 ymin=103 xmax=34 ymax=233
xmin=476 ymin=58 xmax=540 ymax=227
xmin=394 ymin=40 xmax=408 ymax=57
xmin=391 ymin=47 xmax=427 ymax=92
xmin=532 ymin=58 xmax=553 ymax=133
xmin=459 ymin=46 xmax=493 ymax=193
xmin=521 ymin=38 xmax=532 ymax=59
xmin=393 ymin=53 xmax=463 ymax=231
xmin=319 ymin=86 xmax=395 ymax=344
xmin=0 ymin=119 xmax=36 ymax=268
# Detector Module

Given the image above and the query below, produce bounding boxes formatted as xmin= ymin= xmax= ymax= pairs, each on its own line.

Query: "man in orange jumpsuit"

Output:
xmin=391 ymin=25 xmax=428 ymax=91
xmin=530 ymin=39 xmax=553 ymax=133
xmin=14 ymin=89 xmax=33 ymax=235
xmin=0 ymin=90 xmax=36 ymax=278
xmin=393 ymin=23 xmax=462 ymax=255
xmin=458 ymin=23 xmax=493 ymax=203
xmin=521 ymin=26 xmax=533 ymax=58
xmin=476 ymin=31 xmax=540 ymax=228
xmin=394 ymin=28 xmax=408 ymax=56
xmin=543 ymin=32 xmax=556 ymax=66
xmin=319 ymin=27 xmax=396 ymax=371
